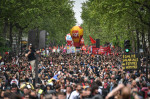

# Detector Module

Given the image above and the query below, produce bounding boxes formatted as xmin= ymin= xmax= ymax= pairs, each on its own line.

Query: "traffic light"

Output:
xmin=124 ymin=40 xmax=130 ymax=53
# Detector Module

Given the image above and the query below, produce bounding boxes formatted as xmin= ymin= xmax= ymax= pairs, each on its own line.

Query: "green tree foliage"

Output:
xmin=81 ymin=0 xmax=150 ymax=54
xmin=0 ymin=0 xmax=76 ymax=53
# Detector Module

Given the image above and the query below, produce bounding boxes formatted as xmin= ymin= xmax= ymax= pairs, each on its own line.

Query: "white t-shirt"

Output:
xmin=98 ymin=86 xmax=103 ymax=95
xmin=10 ymin=79 xmax=18 ymax=86
xmin=69 ymin=90 xmax=79 ymax=99
xmin=66 ymin=93 xmax=71 ymax=99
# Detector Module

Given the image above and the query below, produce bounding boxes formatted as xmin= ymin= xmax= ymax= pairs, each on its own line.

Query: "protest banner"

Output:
xmin=122 ymin=53 xmax=140 ymax=70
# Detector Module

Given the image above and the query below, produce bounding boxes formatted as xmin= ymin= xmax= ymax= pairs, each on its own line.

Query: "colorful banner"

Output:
xmin=92 ymin=46 xmax=111 ymax=55
xmin=67 ymin=46 xmax=76 ymax=54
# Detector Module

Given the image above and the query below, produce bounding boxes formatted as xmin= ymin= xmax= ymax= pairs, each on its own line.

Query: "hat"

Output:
xmin=29 ymin=43 xmax=32 ymax=46
xmin=26 ymin=85 xmax=31 ymax=89
xmin=23 ymin=86 xmax=29 ymax=89
xmin=11 ymin=83 xmax=17 ymax=88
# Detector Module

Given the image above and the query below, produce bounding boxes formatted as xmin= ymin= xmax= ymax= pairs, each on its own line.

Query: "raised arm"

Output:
xmin=25 ymin=50 xmax=31 ymax=57
xmin=105 ymin=84 xmax=125 ymax=99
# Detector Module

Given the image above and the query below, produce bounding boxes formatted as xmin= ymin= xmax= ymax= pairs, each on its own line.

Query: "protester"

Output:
xmin=25 ymin=44 xmax=36 ymax=79
xmin=0 ymin=45 xmax=149 ymax=99
xmin=20 ymin=77 xmax=34 ymax=91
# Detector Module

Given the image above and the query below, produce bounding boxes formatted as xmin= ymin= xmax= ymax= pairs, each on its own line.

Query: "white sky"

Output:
xmin=72 ymin=0 xmax=88 ymax=25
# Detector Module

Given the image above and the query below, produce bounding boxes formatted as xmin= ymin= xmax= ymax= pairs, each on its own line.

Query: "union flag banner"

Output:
xmin=92 ymin=46 xmax=111 ymax=55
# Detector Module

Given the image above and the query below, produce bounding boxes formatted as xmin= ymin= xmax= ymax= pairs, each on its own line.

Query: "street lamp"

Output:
xmin=45 ymin=32 xmax=49 ymax=56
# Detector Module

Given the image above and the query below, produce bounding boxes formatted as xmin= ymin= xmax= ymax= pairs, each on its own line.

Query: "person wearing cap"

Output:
xmin=25 ymin=44 xmax=36 ymax=78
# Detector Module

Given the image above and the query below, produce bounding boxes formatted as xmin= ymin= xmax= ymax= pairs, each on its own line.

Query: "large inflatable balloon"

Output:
xmin=65 ymin=33 xmax=73 ymax=46
xmin=70 ymin=26 xmax=83 ymax=47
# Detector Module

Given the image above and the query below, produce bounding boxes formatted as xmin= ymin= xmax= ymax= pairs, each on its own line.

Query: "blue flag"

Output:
xmin=53 ymin=74 xmax=58 ymax=80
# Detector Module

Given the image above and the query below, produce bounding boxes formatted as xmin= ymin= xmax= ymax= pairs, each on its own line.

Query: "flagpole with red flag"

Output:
xmin=89 ymin=35 xmax=96 ymax=44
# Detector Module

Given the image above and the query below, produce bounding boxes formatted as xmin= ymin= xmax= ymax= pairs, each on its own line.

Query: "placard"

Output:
xmin=67 ymin=46 xmax=76 ymax=54
xmin=122 ymin=53 xmax=140 ymax=70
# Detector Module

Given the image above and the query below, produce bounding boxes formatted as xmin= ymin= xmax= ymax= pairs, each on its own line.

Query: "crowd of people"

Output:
xmin=0 ymin=45 xmax=149 ymax=99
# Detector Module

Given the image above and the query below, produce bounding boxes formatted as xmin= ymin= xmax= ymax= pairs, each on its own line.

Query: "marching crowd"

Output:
xmin=0 ymin=45 xmax=149 ymax=99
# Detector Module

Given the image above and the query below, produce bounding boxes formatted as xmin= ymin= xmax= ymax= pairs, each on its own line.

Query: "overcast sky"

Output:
xmin=72 ymin=0 xmax=88 ymax=25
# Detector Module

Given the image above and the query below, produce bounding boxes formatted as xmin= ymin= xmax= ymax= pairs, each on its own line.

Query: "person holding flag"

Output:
xmin=47 ymin=74 xmax=59 ymax=86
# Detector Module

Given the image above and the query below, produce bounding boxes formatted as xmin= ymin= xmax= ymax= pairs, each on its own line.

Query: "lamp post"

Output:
xmin=45 ymin=32 xmax=49 ymax=57
xmin=35 ymin=53 xmax=39 ymax=87
xmin=146 ymin=55 xmax=148 ymax=81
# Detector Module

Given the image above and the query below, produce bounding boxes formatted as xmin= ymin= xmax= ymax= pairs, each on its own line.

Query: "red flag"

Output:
xmin=30 ymin=65 xmax=32 ymax=70
xmin=89 ymin=35 xmax=96 ymax=44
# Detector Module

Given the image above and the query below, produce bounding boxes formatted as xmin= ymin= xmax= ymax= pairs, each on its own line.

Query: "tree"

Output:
xmin=0 ymin=0 xmax=76 ymax=54
xmin=81 ymin=0 xmax=150 ymax=54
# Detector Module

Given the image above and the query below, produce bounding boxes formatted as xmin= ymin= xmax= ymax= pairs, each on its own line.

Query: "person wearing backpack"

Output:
xmin=20 ymin=77 xmax=34 ymax=90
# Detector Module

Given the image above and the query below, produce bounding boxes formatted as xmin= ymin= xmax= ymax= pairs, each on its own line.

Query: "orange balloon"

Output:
xmin=70 ymin=26 xmax=83 ymax=47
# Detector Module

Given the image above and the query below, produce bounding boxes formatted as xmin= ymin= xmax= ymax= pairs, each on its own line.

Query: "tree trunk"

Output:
xmin=130 ymin=31 xmax=136 ymax=52
xmin=128 ymin=24 xmax=136 ymax=52
xmin=148 ymin=27 xmax=150 ymax=54
xmin=115 ymin=35 xmax=119 ymax=47
xmin=141 ymin=29 xmax=146 ymax=56
xmin=9 ymin=22 xmax=13 ymax=48
xmin=3 ymin=18 xmax=8 ymax=39
xmin=136 ymin=29 xmax=140 ymax=53
xmin=17 ymin=29 xmax=23 ymax=56
xmin=132 ymin=38 xmax=136 ymax=52
xmin=36 ymin=28 xmax=39 ymax=49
